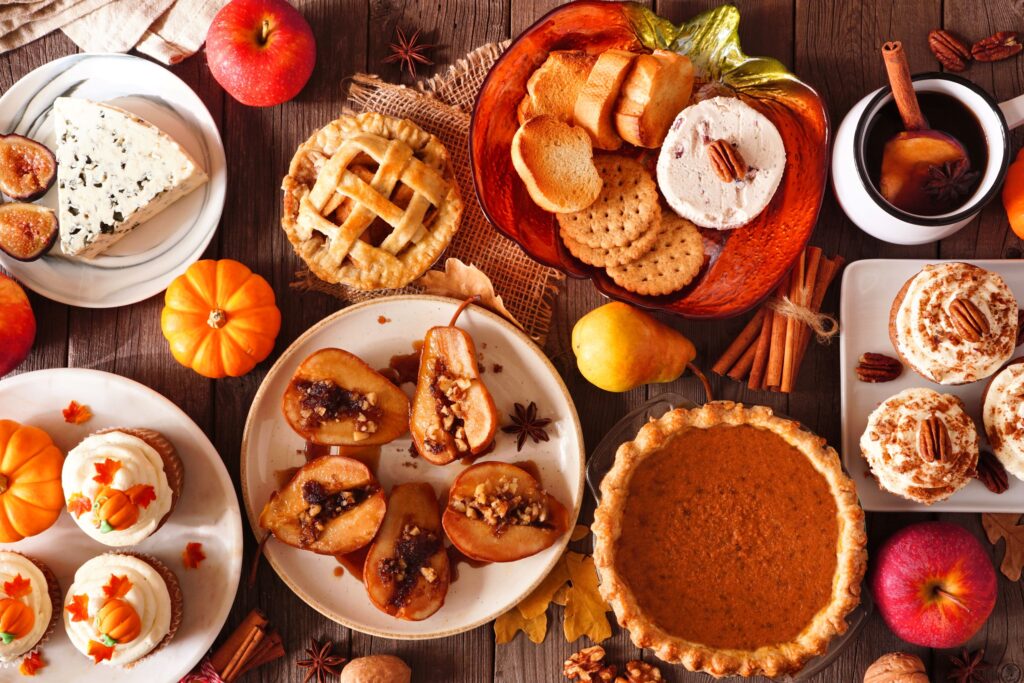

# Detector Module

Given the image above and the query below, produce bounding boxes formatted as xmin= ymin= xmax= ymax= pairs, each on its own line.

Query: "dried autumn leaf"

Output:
xmin=92 ymin=458 xmax=121 ymax=485
xmin=62 ymin=400 xmax=92 ymax=425
xmin=516 ymin=555 xmax=570 ymax=619
xmin=3 ymin=574 xmax=31 ymax=599
xmin=571 ymin=525 xmax=590 ymax=542
xmin=551 ymin=584 xmax=570 ymax=606
xmin=494 ymin=607 xmax=547 ymax=644
xmin=102 ymin=574 xmax=132 ymax=599
xmin=18 ymin=650 xmax=44 ymax=676
xmin=982 ymin=513 xmax=1024 ymax=580
xmin=563 ymin=552 xmax=612 ymax=644
xmin=127 ymin=484 xmax=156 ymax=509
xmin=183 ymin=542 xmax=206 ymax=570
xmin=65 ymin=594 xmax=89 ymax=622
xmin=415 ymin=258 xmax=524 ymax=330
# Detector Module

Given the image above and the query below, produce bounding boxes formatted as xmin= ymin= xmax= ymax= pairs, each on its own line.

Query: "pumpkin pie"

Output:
xmin=592 ymin=402 xmax=866 ymax=678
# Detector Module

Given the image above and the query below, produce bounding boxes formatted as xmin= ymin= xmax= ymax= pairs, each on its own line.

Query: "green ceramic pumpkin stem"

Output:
xmin=0 ymin=632 xmax=13 ymax=644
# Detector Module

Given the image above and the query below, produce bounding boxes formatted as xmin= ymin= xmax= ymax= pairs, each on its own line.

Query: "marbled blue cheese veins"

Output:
xmin=53 ymin=97 xmax=209 ymax=258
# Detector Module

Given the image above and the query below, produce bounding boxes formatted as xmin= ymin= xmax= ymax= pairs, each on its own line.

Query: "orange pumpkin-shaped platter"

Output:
xmin=0 ymin=420 xmax=64 ymax=542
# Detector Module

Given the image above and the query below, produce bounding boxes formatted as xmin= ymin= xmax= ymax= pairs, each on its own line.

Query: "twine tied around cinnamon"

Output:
xmin=766 ymin=294 xmax=840 ymax=343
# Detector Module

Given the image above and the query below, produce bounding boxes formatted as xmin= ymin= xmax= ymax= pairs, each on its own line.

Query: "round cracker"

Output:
xmin=606 ymin=215 xmax=705 ymax=296
xmin=561 ymin=203 xmax=663 ymax=267
xmin=556 ymin=155 xmax=659 ymax=248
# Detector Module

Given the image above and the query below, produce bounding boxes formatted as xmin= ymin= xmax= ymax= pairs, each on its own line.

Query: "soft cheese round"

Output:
xmin=984 ymin=360 xmax=1024 ymax=481
xmin=891 ymin=263 xmax=1017 ymax=385
xmin=860 ymin=387 xmax=978 ymax=504
xmin=0 ymin=552 xmax=52 ymax=663
xmin=63 ymin=554 xmax=172 ymax=666
xmin=63 ymin=431 xmax=173 ymax=546
xmin=656 ymin=96 xmax=786 ymax=230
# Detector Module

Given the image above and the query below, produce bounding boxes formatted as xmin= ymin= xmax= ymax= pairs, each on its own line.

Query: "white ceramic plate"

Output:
xmin=0 ymin=53 xmax=226 ymax=308
xmin=0 ymin=368 xmax=242 ymax=680
xmin=840 ymin=259 xmax=1024 ymax=512
xmin=241 ymin=295 xmax=585 ymax=639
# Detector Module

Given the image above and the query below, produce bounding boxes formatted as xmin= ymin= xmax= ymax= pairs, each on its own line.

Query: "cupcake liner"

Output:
xmin=115 ymin=552 xmax=184 ymax=669
xmin=0 ymin=551 xmax=60 ymax=668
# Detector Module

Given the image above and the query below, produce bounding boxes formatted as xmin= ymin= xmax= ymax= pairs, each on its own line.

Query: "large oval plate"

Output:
xmin=241 ymin=296 xmax=585 ymax=638
xmin=470 ymin=1 xmax=828 ymax=318
xmin=0 ymin=54 xmax=226 ymax=308
xmin=0 ymin=368 xmax=242 ymax=682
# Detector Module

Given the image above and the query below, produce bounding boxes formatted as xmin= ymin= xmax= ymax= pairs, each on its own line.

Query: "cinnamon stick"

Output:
xmin=211 ymin=609 xmax=268 ymax=674
xmin=237 ymin=630 xmax=285 ymax=677
xmin=748 ymin=305 xmax=775 ymax=390
xmin=788 ymin=255 xmax=845 ymax=388
xmin=712 ymin=308 xmax=767 ymax=375
xmin=765 ymin=269 xmax=793 ymax=390
xmin=779 ymin=251 xmax=806 ymax=392
xmin=882 ymin=41 xmax=927 ymax=131
xmin=727 ymin=337 xmax=759 ymax=381
xmin=781 ymin=248 xmax=822 ymax=392
xmin=222 ymin=624 xmax=264 ymax=681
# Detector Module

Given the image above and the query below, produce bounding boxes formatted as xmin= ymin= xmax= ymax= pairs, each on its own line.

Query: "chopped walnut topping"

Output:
xmin=378 ymin=523 xmax=443 ymax=608
xmin=294 ymin=378 xmax=382 ymax=430
xmin=297 ymin=480 xmax=380 ymax=545
xmin=424 ymin=359 xmax=475 ymax=453
xmin=450 ymin=476 xmax=549 ymax=536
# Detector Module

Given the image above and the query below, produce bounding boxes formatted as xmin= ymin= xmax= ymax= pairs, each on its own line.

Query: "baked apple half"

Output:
xmin=259 ymin=455 xmax=386 ymax=555
xmin=364 ymin=482 xmax=450 ymax=620
xmin=410 ymin=299 xmax=498 ymax=465
xmin=283 ymin=348 xmax=409 ymax=445
xmin=443 ymin=462 xmax=569 ymax=563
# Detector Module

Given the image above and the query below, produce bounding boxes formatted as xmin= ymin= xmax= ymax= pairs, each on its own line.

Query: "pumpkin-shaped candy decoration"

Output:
xmin=95 ymin=598 xmax=140 ymax=645
xmin=0 ymin=597 xmax=33 ymax=644
xmin=161 ymin=259 xmax=281 ymax=379
xmin=0 ymin=420 xmax=64 ymax=542
xmin=94 ymin=486 xmax=139 ymax=533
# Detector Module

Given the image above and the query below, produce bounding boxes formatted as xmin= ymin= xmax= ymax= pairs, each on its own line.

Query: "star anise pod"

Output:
xmin=502 ymin=401 xmax=552 ymax=451
xmin=382 ymin=26 xmax=435 ymax=79
xmin=947 ymin=647 xmax=991 ymax=683
xmin=296 ymin=638 xmax=346 ymax=683
xmin=924 ymin=158 xmax=980 ymax=205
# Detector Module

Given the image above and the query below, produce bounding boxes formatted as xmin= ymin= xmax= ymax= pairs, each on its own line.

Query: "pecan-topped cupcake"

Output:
xmin=889 ymin=263 xmax=1017 ymax=385
xmin=860 ymin=387 xmax=979 ymax=504
xmin=983 ymin=358 xmax=1024 ymax=481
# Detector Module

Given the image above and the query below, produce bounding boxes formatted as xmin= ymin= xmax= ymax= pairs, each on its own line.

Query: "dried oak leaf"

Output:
xmin=516 ymin=554 xmax=570 ymax=619
xmin=552 ymin=584 xmax=571 ymax=606
xmin=563 ymin=552 xmax=612 ymax=643
xmin=18 ymin=650 xmax=44 ymax=676
xmin=494 ymin=607 xmax=547 ymax=644
xmin=62 ymin=400 xmax=92 ymax=424
xmin=571 ymin=525 xmax=590 ymax=542
xmin=415 ymin=258 xmax=524 ymax=330
xmin=982 ymin=512 xmax=1024 ymax=580
xmin=183 ymin=542 xmax=206 ymax=570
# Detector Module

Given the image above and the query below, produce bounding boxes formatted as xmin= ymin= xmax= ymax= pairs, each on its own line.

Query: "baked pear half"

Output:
xmin=443 ymin=462 xmax=569 ymax=562
xmin=364 ymin=482 xmax=450 ymax=620
xmin=259 ymin=455 xmax=385 ymax=555
xmin=282 ymin=347 xmax=409 ymax=445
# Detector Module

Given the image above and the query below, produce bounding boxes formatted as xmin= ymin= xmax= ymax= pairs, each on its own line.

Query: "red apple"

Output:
xmin=206 ymin=0 xmax=316 ymax=107
xmin=0 ymin=273 xmax=35 ymax=376
xmin=872 ymin=521 xmax=997 ymax=648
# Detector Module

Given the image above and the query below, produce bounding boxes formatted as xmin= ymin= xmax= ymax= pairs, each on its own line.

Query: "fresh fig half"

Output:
xmin=0 ymin=134 xmax=57 ymax=201
xmin=0 ymin=203 xmax=58 ymax=261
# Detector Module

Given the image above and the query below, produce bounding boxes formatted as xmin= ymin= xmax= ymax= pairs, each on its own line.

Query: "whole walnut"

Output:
xmin=340 ymin=655 xmax=412 ymax=683
xmin=863 ymin=652 xmax=929 ymax=683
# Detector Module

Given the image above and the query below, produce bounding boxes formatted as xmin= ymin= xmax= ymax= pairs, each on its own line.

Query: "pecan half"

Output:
xmin=707 ymin=139 xmax=747 ymax=182
xmin=949 ymin=298 xmax=989 ymax=342
xmin=976 ymin=450 xmax=1009 ymax=494
xmin=972 ymin=31 xmax=1022 ymax=62
xmin=855 ymin=352 xmax=902 ymax=382
xmin=928 ymin=29 xmax=971 ymax=71
xmin=917 ymin=417 xmax=952 ymax=463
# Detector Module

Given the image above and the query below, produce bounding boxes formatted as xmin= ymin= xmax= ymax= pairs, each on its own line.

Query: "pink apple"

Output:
xmin=0 ymin=273 xmax=35 ymax=376
xmin=872 ymin=521 xmax=997 ymax=648
xmin=206 ymin=0 xmax=316 ymax=107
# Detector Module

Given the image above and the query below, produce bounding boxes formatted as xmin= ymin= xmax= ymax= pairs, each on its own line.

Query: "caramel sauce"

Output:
xmin=446 ymin=544 xmax=490 ymax=583
xmin=333 ymin=567 xmax=345 ymax=577
xmin=303 ymin=442 xmax=336 ymax=462
xmin=274 ymin=467 xmax=300 ymax=487
xmin=459 ymin=439 xmax=496 ymax=466
xmin=336 ymin=444 xmax=381 ymax=474
xmin=377 ymin=315 xmax=391 ymax=325
xmin=379 ymin=340 xmax=424 ymax=385
xmin=335 ymin=546 xmax=371 ymax=583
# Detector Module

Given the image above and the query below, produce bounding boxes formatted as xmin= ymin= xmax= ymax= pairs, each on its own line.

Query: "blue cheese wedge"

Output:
xmin=53 ymin=97 xmax=208 ymax=258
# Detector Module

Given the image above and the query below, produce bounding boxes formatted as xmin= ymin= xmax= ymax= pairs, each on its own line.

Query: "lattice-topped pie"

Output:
xmin=282 ymin=112 xmax=463 ymax=290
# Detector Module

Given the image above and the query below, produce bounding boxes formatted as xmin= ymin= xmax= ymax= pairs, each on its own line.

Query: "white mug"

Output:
xmin=832 ymin=72 xmax=1022 ymax=245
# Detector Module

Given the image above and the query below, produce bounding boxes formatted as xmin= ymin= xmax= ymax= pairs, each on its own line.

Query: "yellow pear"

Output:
xmin=571 ymin=302 xmax=696 ymax=392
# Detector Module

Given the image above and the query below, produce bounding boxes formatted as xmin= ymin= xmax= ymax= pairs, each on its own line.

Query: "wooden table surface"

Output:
xmin=4 ymin=0 xmax=1024 ymax=681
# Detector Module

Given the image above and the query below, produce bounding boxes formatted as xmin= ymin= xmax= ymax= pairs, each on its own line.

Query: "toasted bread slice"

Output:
xmin=517 ymin=50 xmax=597 ymax=125
xmin=573 ymin=49 xmax=636 ymax=150
xmin=614 ymin=50 xmax=695 ymax=148
xmin=511 ymin=116 xmax=602 ymax=213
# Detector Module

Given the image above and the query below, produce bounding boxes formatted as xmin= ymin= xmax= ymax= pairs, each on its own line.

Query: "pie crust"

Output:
xmin=282 ymin=112 xmax=463 ymax=290
xmin=592 ymin=401 xmax=867 ymax=678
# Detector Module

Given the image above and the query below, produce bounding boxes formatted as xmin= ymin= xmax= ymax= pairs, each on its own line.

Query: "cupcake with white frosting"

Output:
xmin=0 ymin=551 xmax=59 ymax=666
xmin=63 ymin=428 xmax=183 ymax=546
xmin=983 ymin=358 xmax=1024 ymax=481
xmin=860 ymin=387 xmax=979 ymax=504
xmin=889 ymin=262 xmax=1017 ymax=385
xmin=63 ymin=553 xmax=182 ymax=667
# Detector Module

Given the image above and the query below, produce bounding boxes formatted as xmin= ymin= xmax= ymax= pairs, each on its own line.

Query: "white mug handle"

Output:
xmin=1000 ymin=93 xmax=1024 ymax=129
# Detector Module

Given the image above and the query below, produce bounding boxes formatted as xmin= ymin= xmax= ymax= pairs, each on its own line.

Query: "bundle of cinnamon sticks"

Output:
xmin=712 ymin=247 xmax=844 ymax=393
xmin=208 ymin=609 xmax=284 ymax=681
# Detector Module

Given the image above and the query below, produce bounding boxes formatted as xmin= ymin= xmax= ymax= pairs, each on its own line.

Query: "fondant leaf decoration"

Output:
xmin=65 ymin=594 xmax=89 ymax=622
xmin=102 ymin=574 xmax=132 ymax=600
xmin=494 ymin=607 xmax=547 ymax=644
xmin=67 ymin=493 xmax=92 ymax=518
xmin=3 ymin=574 xmax=31 ymax=599
xmin=62 ymin=400 xmax=93 ymax=425
xmin=182 ymin=542 xmax=206 ymax=570
xmin=18 ymin=650 xmax=44 ymax=676
xmin=92 ymin=459 xmax=121 ymax=486
xmin=87 ymin=639 xmax=115 ymax=664
xmin=982 ymin=513 xmax=1024 ymax=580
xmin=563 ymin=552 xmax=612 ymax=644
xmin=127 ymin=484 xmax=156 ymax=509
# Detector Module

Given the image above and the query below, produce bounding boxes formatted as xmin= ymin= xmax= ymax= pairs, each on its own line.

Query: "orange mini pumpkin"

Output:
xmin=161 ymin=259 xmax=281 ymax=379
xmin=94 ymin=486 xmax=139 ymax=532
xmin=0 ymin=420 xmax=64 ymax=542
xmin=95 ymin=598 xmax=140 ymax=644
xmin=0 ymin=598 xmax=33 ymax=642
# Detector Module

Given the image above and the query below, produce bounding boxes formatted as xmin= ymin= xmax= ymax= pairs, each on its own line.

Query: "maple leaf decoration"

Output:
xmin=947 ymin=647 xmax=990 ymax=683
xmin=126 ymin=484 xmax=156 ymax=509
xmin=382 ymin=26 xmax=435 ymax=79
xmin=295 ymin=638 xmax=346 ymax=683
xmin=92 ymin=458 xmax=121 ymax=485
xmin=18 ymin=650 xmax=44 ymax=676
xmin=102 ymin=574 xmax=132 ymax=600
xmin=62 ymin=400 xmax=92 ymax=425
xmin=182 ymin=542 xmax=206 ymax=570
xmin=501 ymin=402 xmax=552 ymax=451
xmin=67 ymin=493 xmax=92 ymax=518
xmin=3 ymin=574 xmax=31 ymax=599
xmin=65 ymin=594 xmax=89 ymax=622
xmin=87 ymin=639 xmax=114 ymax=664
xmin=924 ymin=158 xmax=980 ymax=204
xmin=982 ymin=512 xmax=1024 ymax=580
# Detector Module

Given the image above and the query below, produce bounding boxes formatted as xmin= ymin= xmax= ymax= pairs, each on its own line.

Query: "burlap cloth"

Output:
xmin=292 ymin=41 xmax=564 ymax=344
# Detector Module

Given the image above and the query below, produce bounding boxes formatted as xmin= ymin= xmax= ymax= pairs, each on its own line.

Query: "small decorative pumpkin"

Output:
xmin=0 ymin=598 xmax=33 ymax=643
xmin=0 ymin=420 xmax=64 ymax=542
xmin=161 ymin=259 xmax=281 ymax=379
xmin=94 ymin=486 xmax=139 ymax=532
xmin=95 ymin=598 xmax=140 ymax=644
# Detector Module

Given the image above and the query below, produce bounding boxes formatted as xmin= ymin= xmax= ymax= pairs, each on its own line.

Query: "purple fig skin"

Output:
xmin=0 ymin=203 xmax=58 ymax=262
xmin=0 ymin=134 xmax=57 ymax=201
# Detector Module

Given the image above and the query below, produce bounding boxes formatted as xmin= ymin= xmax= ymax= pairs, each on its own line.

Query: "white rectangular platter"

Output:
xmin=840 ymin=259 xmax=1024 ymax=512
